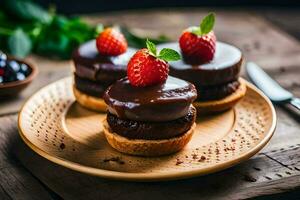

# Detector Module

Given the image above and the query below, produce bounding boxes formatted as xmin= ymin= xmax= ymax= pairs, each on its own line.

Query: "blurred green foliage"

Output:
xmin=0 ymin=0 xmax=169 ymax=59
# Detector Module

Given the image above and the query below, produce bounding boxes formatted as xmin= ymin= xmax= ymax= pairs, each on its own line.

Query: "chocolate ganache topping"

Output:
xmin=103 ymin=76 xmax=197 ymax=122
xmin=72 ymin=40 xmax=136 ymax=83
xmin=157 ymin=42 xmax=243 ymax=86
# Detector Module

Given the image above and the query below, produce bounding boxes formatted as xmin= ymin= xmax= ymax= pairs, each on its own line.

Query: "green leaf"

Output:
xmin=51 ymin=15 xmax=68 ymax=29
xmin=120 ymin=26 xmax=170 ymax=49
xmin=95 ymin=24 xmax=104 ymax=36
xmin=35 ymin=33 xmax=71 ymax=59
xmin=8 ymin=28 xmax=32 ymax=58
xmin=146 ymin=39 xmax=157 ymax=56
xmin=4 ymin=0 xmax=52 ymax=23
xmin=158 ymin=48 xmax=181 ymax=61
xmin=200 ymin=12 xmax=215 ymax=35
xmin=32 ymin=14 xmax=96 ymax=59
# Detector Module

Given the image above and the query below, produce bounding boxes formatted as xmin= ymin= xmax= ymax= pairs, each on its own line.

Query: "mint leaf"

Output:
xmin=146 ymin=39 xmax=157 ymax=56
xmin=200 ymin=13 xmax=215 ymax=35
xmin=4 ymin=0 xmax=52 ymax=23
xmin=158 ymin=48 xmax=181 ymax=61
xmin=8 ymin=28 xmax=32 ymax=58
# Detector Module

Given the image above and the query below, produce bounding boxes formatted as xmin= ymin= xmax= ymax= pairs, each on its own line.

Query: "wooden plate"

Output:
xmin=18 ymin=77 xmax=276 ymax=181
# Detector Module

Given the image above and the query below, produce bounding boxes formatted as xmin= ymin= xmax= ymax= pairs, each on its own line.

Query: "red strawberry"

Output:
xmin=96 ymin=28 xmax=127 ymax=56
xmin=127 ymin=39 xmax=180 ymax=87
xmin=127 ymin=49 xmax=168 ymax=87
xmin=179 ymin=13 xmax=216 ymax=64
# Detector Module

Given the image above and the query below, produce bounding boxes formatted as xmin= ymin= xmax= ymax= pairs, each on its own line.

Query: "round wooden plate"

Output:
xmin=18 ymin=77 xmax=276 ymax=181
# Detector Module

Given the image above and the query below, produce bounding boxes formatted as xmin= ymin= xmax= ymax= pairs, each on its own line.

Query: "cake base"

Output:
xmin=103 ymin=120 xmax=196 ymax=157
xmin=73 ymin=86 xmax=107 ymax=112
xmin=194 ymin=78 xmax=247 ymax=114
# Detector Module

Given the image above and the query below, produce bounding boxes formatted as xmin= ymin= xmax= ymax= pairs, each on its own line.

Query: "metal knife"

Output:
xmin=246 ymin=62 xmax=300 ymax=110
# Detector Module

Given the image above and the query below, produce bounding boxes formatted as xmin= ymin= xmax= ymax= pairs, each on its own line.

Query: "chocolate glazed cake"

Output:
xmin=157 ymin=42 xmax=247 ymax=113
xmin=103 ymin=76 xmax=197 ymax=156
xmin=72 ymin=40 xmax=136 ymax=112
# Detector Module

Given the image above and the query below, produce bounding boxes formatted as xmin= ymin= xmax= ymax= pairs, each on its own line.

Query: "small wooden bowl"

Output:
xmin=0 ymin=58 xmax=38 ymax=97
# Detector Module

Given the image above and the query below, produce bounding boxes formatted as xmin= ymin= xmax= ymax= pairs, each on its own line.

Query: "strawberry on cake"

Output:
xmin=157 ymin=13 xmax=247 ymax=113
xmin=72 ymin=27 xmax=136 ymax=112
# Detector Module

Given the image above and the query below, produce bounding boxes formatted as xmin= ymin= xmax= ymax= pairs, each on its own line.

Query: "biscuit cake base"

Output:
xmin=73 ymin=86 xmax=107 ymax=112
xmin=103 ymin=120 xmax=196 ymax=157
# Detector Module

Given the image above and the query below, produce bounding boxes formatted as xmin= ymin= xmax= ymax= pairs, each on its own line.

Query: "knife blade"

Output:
xmin=246 ymin=62 xmax=300 ymax=110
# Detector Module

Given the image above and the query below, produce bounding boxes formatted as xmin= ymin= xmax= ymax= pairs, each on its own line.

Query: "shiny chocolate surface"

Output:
xmin=72 ymin=40 xmax=136 ymax=83
xmin=104 ymin=76 xmax=197 ymax=122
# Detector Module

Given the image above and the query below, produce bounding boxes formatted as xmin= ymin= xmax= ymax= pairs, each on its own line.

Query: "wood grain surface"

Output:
xmin=0 ymin=115 xmax=55 ymax=200
xmin=0 ymin=8 xmax=300 ymax=199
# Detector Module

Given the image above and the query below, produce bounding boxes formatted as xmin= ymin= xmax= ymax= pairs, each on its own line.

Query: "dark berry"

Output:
xmin=9 ymin=60 xmax=20 ymax=72
xmin=4 ymin=64 xmax=17 ymax=82
xmin=21 ymin=63 xmax=28 ymax=72
xmin=0 ymin=60 xmax=5 ymax=68
xmin=20 ymin=63 xmax=30 ymax=76
xmin=0 ymin=51 xmax=7 ymax=62
xmin=16 ymin=72 xmax=26 ymax=81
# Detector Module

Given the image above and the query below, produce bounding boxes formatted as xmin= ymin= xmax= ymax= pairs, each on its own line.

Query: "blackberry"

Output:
xmin=16 ymin=72 xmax=26 ymax=81
xmin=20 ymin=63 xmax=30 ymax=76
xmin=0 ymin=51 xmax=7 ymax=62
xmin=9 ymin=60 xmax=20 ymax=72
xmin=3 ymin=64 xmax=17 ymax=82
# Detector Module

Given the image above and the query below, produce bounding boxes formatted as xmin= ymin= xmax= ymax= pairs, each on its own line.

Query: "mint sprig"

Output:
xmin=158 ymin=48 xmax=180 ymax=61
xmin=146 ymin=39 xmax=157 ymax=56
xmin=191 ymin=12 xmax=215 ymax=36
xmin=146 ymin=39 xmax=180 ymax=62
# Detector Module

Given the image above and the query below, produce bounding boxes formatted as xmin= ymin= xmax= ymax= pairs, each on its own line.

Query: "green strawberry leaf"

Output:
xmin=146 ymin=39 xmax=157 ymax=56
xmin=200 ymin=12 xmax=215 ymax=35
xmin=158 ymin=48 xmax=181 ymax=61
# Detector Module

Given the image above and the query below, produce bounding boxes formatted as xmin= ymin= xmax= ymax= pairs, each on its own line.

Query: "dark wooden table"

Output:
xmin=0 ymin=8 xmax=300 ymax=200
